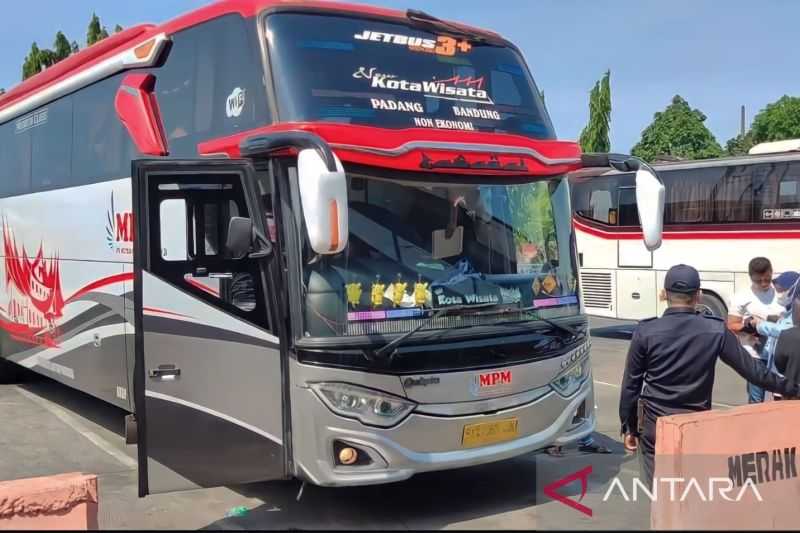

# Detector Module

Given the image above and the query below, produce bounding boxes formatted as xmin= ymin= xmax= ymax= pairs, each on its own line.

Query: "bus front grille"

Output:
xmin=580 ymin=271 xmax=613 ymax=310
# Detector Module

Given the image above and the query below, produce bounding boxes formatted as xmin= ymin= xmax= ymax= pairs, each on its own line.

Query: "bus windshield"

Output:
xmin=299 ymin=174 xmax=580 ymax=339
xmin=265 ymin=13 xmax=555 ymax=139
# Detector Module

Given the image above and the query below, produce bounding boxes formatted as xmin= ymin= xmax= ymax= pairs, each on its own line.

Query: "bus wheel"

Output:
xmin=698 ymin=292 xmax=727 ymax=318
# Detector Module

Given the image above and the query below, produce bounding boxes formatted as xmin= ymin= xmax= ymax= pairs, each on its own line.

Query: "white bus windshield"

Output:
xmin=265 ymin=13 xmax=554 ymax=139
xmin=299 ymin=175 xmax=580 ymax=338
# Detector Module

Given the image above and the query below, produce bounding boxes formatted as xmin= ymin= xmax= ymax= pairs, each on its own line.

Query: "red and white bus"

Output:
xmin=571 ymin=149 xmax=800 ymax=320
xmin=0 ymin=0 xmax=663 ymax=495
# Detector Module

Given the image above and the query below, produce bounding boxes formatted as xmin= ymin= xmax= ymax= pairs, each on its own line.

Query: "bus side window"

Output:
xmin=779 ymin=163 xmax=800 ymax=209
xmin=160 ymin=199 xmax=189 ymax=261
xmin=151 ymin=14 xmax=267 ymax=158
xmin=572 ymin=180 xmax=618 ymax=225
xmin=617 ymin=188 xmax=640 ymax=226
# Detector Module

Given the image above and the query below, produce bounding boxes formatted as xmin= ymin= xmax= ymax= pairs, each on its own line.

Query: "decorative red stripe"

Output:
xmin=65 ymin=272 xmax=134 ymax=303
xmin=573 ymin=218 xmax=800 ymax=241
xmin=184 ymin=277 xmax=220 ymax=297
xmin=143 ymin=307 xmax=192 ymax=320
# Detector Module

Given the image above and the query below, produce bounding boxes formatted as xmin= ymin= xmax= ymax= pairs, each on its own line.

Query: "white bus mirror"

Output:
xmin=635 ymin=166 xmax=665 ymax=251
xmin=297 ymin=148 xmax=348 ymax=255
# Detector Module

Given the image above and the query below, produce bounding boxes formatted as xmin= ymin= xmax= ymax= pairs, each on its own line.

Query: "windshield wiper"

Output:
xmin=373 ymin=302 xmax=499 ymax=361
xmin=464 ymin=304 xmax=579 ymax=338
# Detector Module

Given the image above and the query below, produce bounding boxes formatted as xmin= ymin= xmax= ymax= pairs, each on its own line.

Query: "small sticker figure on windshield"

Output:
xmin=371 ymin=276 xmax=386 ymax=308
xmin=346 ymin=282 xmax=362 ymax=308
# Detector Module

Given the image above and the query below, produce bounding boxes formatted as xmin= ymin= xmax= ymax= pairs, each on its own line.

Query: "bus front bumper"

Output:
xmin=291 ymin=377 xmax=595 ymax=487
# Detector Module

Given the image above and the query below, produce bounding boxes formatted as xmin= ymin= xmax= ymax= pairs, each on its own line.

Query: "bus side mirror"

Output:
xmin=635 ymin=166 xmax=665 ymax=251
xmin=297 ymin=148 xmax=348 ymax=255
xmin=226 ymin=217 xmax=254 ymax=259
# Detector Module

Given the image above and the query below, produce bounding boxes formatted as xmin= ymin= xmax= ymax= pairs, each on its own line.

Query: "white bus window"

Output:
xmin=160 ymin=199 xmax=188 ymax=261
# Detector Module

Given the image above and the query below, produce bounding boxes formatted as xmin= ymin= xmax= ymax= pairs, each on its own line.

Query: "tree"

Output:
xmin=114 ymin=24 xmax=124 ymax=33
xmin=87 ymin=13 xmax=109 ymax=46
xmin=579 ymin=70 xmax=612 ymax=153
xmin=750 ymin=96 xmax=800 ymax=144
xmin=53 ymin=31 xmax=72 ymax=61
xmin=631 ymin=95 xmax=722 ymax=162
xmin=725 ymin=131 xmax=755 ymax=156
xmin=22 ymin=43 xmax=43 ymax=80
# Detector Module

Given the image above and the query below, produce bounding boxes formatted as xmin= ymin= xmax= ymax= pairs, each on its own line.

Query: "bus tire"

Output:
xmin=699 ymin=292 xmax=727 ymax=318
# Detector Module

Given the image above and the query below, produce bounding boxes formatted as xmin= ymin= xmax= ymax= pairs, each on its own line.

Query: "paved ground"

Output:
xmin=0 ymin=317 xmax=750 ymax=530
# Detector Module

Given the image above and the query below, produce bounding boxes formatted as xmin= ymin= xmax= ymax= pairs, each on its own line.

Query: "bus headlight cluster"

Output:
xmin=551 ymin=358 xmax=590 ymax=398
xmin=310 ymin=383 xmax=416 ymax=427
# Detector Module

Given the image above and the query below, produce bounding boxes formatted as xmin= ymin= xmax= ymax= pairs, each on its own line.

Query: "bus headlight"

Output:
xmin=310 ymin=383 xmax=416 ymax=427
xmin=551 ymin=359 xmax=590 ymax=397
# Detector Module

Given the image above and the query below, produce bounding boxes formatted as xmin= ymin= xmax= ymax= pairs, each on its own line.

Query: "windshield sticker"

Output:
xmin=533 ymin=295 xmax=579 ymax=309
xmin=763 ymin=208 xmax=800 ymax=220
xmin=499 ymin=287 xmax=522 ymax=304
xmin=348 ymin=308 xmax=425 ymax=322
xmin=413 ymin=117 xmax=476 ymax=131
xmin=346 ymin=282 xmax=363 ymax=308
xmin=452 ymin=106 xmax=501 ymax=120
xmin=226 ymin=87 xmax=246 ymax=118
xmin=354 ymin=30 xmax=472 ymax=57
xmin=371 ymin=98 xmax=425 ymax=113
xmin=353 ymin=66 xmax=494 ymax=105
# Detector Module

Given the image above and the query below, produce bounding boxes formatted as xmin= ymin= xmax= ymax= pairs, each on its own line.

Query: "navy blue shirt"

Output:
xmin=619 ymin=307 xmax=800 ymax=434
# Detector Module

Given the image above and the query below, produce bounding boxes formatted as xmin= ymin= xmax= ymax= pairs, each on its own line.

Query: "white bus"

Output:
xmin=571 ymin=150 xmax=800 ymax=320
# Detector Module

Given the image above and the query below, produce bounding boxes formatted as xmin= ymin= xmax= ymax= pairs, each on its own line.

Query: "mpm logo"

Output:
xmin=470 ymin=369 xmax=512 ymax=397
xmin=106 ymin=192 xmax=134 ymax=255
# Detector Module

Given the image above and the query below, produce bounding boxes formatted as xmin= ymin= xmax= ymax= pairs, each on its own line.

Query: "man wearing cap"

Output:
xmin=619 ymin=264 xmax=800 ymax=489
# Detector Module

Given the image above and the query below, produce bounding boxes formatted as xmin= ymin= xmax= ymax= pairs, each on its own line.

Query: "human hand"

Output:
xmin=623 ymin=433 xmax=638 ymax=452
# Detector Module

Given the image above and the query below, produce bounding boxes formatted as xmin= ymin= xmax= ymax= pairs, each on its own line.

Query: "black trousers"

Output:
xmin=637 ymin=406 xmax=658 ymax=490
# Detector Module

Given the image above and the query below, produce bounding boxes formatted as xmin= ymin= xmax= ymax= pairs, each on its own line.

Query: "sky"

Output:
xmin=0 ymin=0 xmax=797 ymax=152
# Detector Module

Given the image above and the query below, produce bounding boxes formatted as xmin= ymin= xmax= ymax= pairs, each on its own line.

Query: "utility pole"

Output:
xmin=740 ymin=105 xmax=746 ymax=137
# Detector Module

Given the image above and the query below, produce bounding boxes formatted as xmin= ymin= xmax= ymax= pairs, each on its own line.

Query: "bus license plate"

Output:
xmin=461 ymin=418 xmax=519 ymax=448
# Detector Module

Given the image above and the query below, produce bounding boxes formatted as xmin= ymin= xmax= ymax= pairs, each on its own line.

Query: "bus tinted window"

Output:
xmin=153 ymin=14 xmax=266 ymax=157
xmin=266 ymin=13 xmax=555 ymax=139
xmin=572 ymin=176 xmax=624 ymax=226
xmin=618 ymin=187 xmax=640 ymax=226
xmin=73 ymin=74 xmax=136 ymax=183
xmin=32 ymin=97 xmax=73 ymax=191
xmin=756 ymin=162 xmax=800 ymax=221
xmin=0 ymin=117 xmax=32 ymax=197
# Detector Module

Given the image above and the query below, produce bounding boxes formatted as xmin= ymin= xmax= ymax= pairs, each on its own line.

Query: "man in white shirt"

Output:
xmin=727 ymin=257 xmax=786 ymax=403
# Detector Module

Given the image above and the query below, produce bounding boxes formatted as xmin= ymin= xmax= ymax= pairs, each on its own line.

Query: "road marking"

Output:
xmin=14 ymin=385 xmax=137 ymax=469
xmin=593 ymin=380 xmax=736 ymax=409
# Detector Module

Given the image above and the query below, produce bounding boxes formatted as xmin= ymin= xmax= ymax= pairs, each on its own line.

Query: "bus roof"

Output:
xmin=570 ymin=150 xmax=800 ymax=180
xmin=748 ymin=139 xmax=800 ymax=155
xmin=0 ymin=0 xmax=505 ymax=122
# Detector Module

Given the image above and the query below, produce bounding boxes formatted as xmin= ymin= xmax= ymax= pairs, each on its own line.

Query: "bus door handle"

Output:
xmin=149 ymin=365 xmax=181 ymax=381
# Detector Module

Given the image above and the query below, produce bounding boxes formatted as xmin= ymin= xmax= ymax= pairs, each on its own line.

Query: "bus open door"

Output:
xmin=131 ymin=159 xmax=287 ymax=495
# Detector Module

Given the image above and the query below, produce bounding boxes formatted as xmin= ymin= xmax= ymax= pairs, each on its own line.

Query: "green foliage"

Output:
xmin=579 ymin=70 xmax=612 ymax=153
xmin=725 ymin=131 xmax=755 ymax=156
xmin=750 ymin=96 xmax=800 ymax=144
xmin=22 ymin=43 xmax=43 ymax=80
xmin=53 ymin=31 xmax=72 ymax=61
xmin=631 ymin=95 xmax=723 ymax=162
xmin=87 ymin=13 xmax=108 ymax=46
xmin=114 ymin=24 xmax=124 ymax=33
